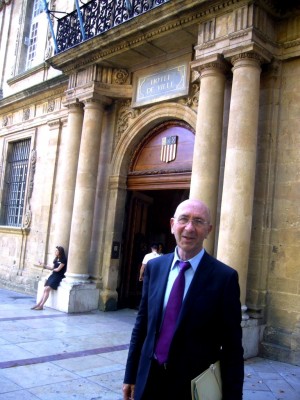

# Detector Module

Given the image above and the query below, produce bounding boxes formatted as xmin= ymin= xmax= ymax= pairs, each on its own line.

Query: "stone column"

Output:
xmin=54 ymin=102 xmax=84 ymax=251
xmin=44 ymin=98 xmax=109 ymax=313
xmin=190 ymin=55 xmax=227 ymax=254
xmin=65 ymin=99 xmax=107 ymax=283
xmin=217 ymin=53 xmax=262 ymax=314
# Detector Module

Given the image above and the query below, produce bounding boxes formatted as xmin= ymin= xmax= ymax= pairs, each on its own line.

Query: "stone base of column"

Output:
xmin=242 ymin=318 xmax=265 ymax=359
xmin=37 ymin=278 xmax=100 ymax=313
xmin=259 ymin=323 xmax=300 ymax=365
xmin=99 ymin=289 xmax=118 ymax=311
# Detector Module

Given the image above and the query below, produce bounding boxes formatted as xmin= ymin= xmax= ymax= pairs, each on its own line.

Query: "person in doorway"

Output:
xmin=123 ymin=199 xmax=244 ymax=400
xmin=31 ymin=246 xmax=67 ymax=310
xmin=138 ymin=243 xmax=161 ymax=281
xmin=158 ymin=242 xmax=164 ymax=255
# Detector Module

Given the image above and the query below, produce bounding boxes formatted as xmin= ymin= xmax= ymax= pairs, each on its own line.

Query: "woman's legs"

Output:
xmin=32 ymin=286 xmax=52 ymax=310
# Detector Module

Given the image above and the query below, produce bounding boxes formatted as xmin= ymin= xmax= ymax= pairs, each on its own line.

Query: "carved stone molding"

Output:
xmin=22 ymin=148 xmax=37 ymax=229
xmin=112 ymin=69 xmax=129 ymax=85
xmin=27 ymin=149 xmax=36 ymax=200
xmin=66 ymin=101 xmax=84 ymax=111
xmin=23 ymin=108 xmax=30 ymax=121
xmin=199 ymin=61 xmax=229 ymax=75
xmin=231 ymin=51 xmax=264 ymax=66
xmin=66 ymin=66 xmax=132 ymax=103
xmin=22 ymin=209 xmax=32 ymax=229
xmin=128 ymin=168 xmax=192 ymax=176
xmin=47 ymin=99 xmax=55 ymax=113
xmin=178 ymin=82 xmax=199 ymax=110
xmin=283 ymin=38 xmax=300 ymax=49
xmin=69 ymin=66 xmax=130 ymax=89
xmin=48 ymin=119 xmax=61 ymax=130
xmin=2 ymin=115 xmax=8 ymax=127
xmin=116 ymin=100 xmax=142 ymax=140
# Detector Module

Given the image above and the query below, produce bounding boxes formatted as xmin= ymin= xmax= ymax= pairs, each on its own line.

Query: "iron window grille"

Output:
xmin=2 ymin=139 xmax=31 ymax=227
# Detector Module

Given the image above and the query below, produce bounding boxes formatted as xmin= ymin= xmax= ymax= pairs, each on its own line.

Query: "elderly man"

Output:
xmin=123 ymin=199 xmax=244 ymax=400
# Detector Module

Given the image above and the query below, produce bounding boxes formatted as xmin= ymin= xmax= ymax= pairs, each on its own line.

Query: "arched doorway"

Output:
xmin=118 ymin=121 xmax=194 ymax=308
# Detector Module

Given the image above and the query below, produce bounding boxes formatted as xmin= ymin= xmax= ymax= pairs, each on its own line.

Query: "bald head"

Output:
xmin=174 ymin=199 xmax=211 ymax=224
xmin=171 ymin=199 xmax=212 ymax=260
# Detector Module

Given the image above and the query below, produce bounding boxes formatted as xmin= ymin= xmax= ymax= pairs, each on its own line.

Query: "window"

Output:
xmin=1 ymin=139 xmax=31 ymax=227
xmin=25 ymin=0 xmax=46 ymax=70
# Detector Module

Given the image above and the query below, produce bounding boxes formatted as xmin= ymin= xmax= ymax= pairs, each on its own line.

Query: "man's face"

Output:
xmin=170 ymin=200 xmax=212 ymax=259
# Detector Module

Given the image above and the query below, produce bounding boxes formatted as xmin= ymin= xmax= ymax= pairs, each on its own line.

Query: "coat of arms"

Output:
xmin=161 ymin=136 xmax=178 ymax=163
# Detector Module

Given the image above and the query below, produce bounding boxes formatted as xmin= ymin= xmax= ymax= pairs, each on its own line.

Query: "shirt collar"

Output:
xmin=172 ymin=247 xmax=205 ymax=272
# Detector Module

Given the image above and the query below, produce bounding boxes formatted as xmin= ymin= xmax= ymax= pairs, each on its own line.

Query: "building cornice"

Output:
xmin=0 ymin=75 xmax=68 ymax=112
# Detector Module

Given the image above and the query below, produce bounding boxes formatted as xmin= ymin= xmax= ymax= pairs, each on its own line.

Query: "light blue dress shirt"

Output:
xmin=162 ymin=247 xmax=205 ymax=309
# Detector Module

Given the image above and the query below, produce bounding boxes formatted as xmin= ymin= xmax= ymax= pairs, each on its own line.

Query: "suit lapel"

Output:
xmin=178 ymin=251 xmax=215 ymax=323
xmin=153 ymin=253 xmax=174 ymax=329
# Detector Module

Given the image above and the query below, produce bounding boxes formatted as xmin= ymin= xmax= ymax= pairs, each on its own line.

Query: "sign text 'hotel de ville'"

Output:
xmin=132 ymin=59 xmax=190 ymax=108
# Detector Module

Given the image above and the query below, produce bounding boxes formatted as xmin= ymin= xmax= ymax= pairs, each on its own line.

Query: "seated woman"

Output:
xmin=31 ymin=246 xmax=67 ymax=310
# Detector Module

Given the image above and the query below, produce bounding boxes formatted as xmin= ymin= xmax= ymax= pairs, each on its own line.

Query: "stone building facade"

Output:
xmin=0 ymin=0 xmax=299 ymax=364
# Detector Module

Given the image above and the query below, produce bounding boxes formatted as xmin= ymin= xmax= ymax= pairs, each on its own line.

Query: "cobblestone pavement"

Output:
xmin=0 ymin=288 xmax=299 ymax=399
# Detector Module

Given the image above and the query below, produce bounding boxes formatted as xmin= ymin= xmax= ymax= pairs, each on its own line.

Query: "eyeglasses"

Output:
xmin=174 ymin=216 xmax=209 ymax=228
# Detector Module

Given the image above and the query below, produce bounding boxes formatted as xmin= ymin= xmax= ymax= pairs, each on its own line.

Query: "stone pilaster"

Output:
xmin=54 ymin=101 xmax=84 ymax=251
xmin=43 ymin=119 xmax=63 ymax=260
xmin=217 ymin=52 xmax=262 ymax=314
xmin=99 ymin=174 xmax=127 ymax=311
xmin=190 ymin=54 xmax=228 ymax=254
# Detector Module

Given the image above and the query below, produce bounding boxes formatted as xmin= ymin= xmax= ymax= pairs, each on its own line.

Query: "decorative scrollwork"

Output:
xmin=179 ymin=82 xmax=199 ymax=109
xmin=27 ymin=149 xmax=37 ymax=199
xmin=116 ymin=100 xmax=141 ymax=138
xmin=47 ymin=100 xmax=55 ymax=112
xmin=22 ymin=208 xmax=32 ymax=229
xmin=128 ymin=168 xmax=192 ymax=176
xmin=23 ymin=108 xmax=30 ymax=121
xmin=2 ymin=115 xmax=8 ymax=126
xmin=112 ymin=69 xmax=129 ymax=85
xmin=55 ymin=0 xmax=170 ymax=54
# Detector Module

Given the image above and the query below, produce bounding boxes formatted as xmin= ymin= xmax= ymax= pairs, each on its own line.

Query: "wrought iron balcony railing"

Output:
xmin=55 ymin=0 xmax=170 ymax=54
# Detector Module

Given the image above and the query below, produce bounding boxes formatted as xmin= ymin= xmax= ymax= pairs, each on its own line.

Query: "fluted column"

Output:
xmin=65 ymin=99 xmax=106 ymax=282
xmin=217 ymin=53 xmax=262 ymax=312
xmin=54 ymin=102 xmax=84 ymax=250
xmin=190 ymin=55 xmax=227 ymax=254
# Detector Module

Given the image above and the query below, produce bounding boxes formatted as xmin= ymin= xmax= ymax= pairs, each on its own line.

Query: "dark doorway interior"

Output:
xmin=118 ymin=189 xmax=189 ymax=309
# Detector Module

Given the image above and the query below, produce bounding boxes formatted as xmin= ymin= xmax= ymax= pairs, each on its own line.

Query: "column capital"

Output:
xmin=83 ymin=96 xmax=111 ymax=108
xmin=191 ymin=54 xmax=230 ymax=77
xmin=223 ymin=43 xmax=272 ymax=66
xmin=231 ymin=51 xmax=263 ymax=68
xmin=67 ymin=101 xmax=84 ymax=111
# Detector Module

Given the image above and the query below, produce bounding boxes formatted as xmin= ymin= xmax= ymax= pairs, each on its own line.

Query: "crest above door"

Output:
xmin=127 ymin=121 xmax=194 ymax=190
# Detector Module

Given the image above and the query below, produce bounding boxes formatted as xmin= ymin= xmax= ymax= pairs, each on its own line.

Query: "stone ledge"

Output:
xmin=37 ymin=278 xmax=100 ymax=313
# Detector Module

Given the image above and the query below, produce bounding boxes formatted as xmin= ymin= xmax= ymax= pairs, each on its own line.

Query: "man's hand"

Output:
xmin=122 ymin=383 xmax=135 ymax=399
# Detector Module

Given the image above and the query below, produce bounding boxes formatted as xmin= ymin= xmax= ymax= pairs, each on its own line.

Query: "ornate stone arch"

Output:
xmin=111 ymin=102 xmax=196 ymax=177
xmin=100 ymin=102 xmax=196 ymax=310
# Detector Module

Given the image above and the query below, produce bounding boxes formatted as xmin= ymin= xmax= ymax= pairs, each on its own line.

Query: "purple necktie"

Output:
xmin=155 ymin=260 xmax=191 ymax=364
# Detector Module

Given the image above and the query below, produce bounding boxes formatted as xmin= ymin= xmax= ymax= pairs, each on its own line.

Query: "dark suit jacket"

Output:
xmin=124 ymin=251 xmax=244 ymax=400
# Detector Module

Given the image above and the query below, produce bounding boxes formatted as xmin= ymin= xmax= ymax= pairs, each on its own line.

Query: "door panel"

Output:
xmin=118 ymin=189 xmax=189 ymax=308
